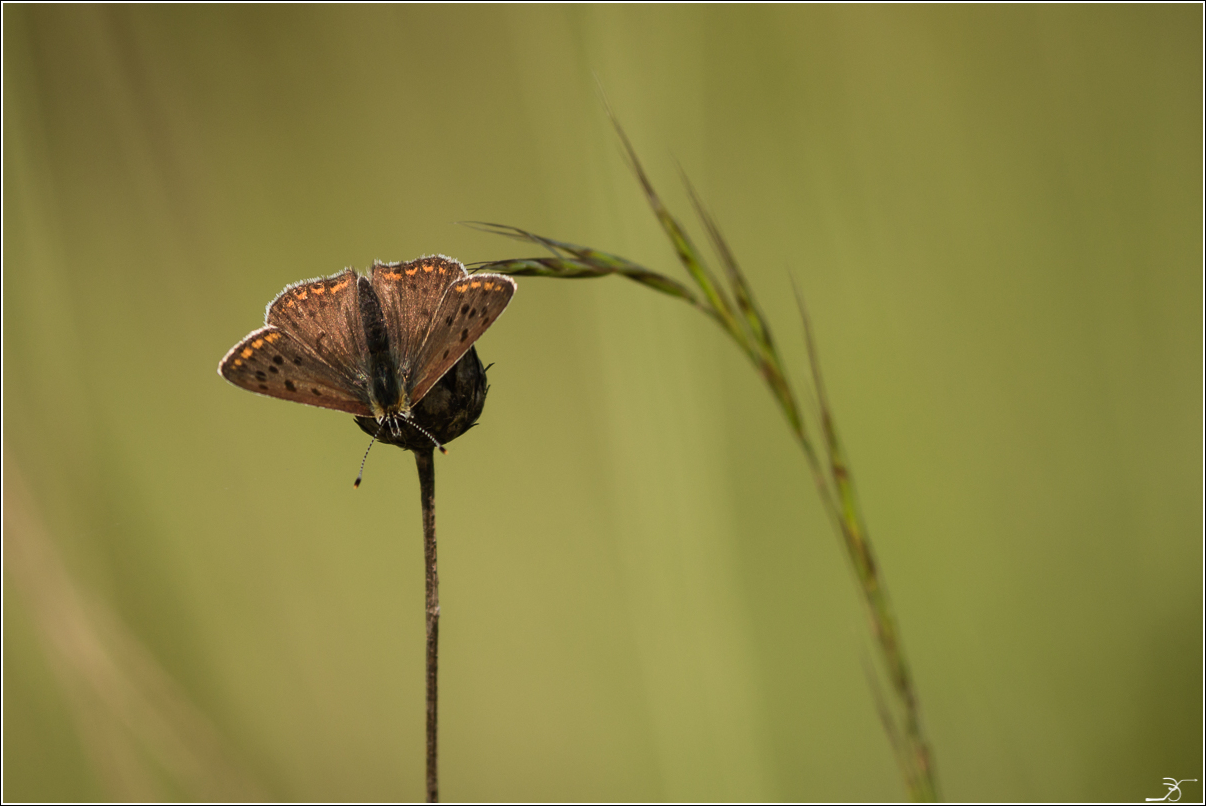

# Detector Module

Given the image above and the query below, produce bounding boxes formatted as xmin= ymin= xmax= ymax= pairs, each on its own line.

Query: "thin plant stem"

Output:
xmin=414 ymin=447 xmax=439 ymax=803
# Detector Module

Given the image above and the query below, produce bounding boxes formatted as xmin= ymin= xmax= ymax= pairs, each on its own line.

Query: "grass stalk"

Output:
xmin=471 ymin=114 xmax=938 ymax=800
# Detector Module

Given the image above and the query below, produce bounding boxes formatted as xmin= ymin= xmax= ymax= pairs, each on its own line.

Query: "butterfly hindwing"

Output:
xmin=370 ymin=257 xmax=467 ymax=379
xmin=266 ymin=268 xmax=369 ymax=385
xmin=218 ymin=326 xmax=373 ymax=416
xmin=406 ymin=273 xmax=516 ymax=406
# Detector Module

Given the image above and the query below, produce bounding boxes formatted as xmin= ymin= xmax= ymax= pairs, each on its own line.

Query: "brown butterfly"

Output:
xmin=218 ymin=255 xmax=516 ymax=449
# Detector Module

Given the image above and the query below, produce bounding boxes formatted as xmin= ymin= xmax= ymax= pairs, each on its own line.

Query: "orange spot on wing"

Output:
xmin=241 ymin=348 xmax=254 ymax=359
xmin=265 ymin=332 xmax=280 ymax=343
xmin=455 ymin=284 xmax=470 ymax=293
xmin=233 ymin=359 xmax=242 ymax=367
xmin=330 ymin=280 xmax=349 ymax=292
xmin=286 ymin=299 xmax=296 ymax=308
xmin=422 ymin=263 xmax=434 ymax=272
xmin=405 ymin=268 xmax=419 ymax=276
xmin=252 ymin=338 xmax=264 ymax=348
xmin=296 ymin=290 xmax=308 ymax=300
xmin=312 ymin=285 xmax=326 ymax=294
xmin=470 ymin=281 xmax=481 ymax=288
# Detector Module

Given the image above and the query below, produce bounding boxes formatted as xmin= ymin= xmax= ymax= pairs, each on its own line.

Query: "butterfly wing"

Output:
xmin=370 ymin=256 xmax=467 ymax=379
xmin=218 ymin=326 xmax=373 ymax=416
xmin=405 ymin=273 xmax=516 ymax=406
xmin=266 ymin=268 xmax=369 ymax=384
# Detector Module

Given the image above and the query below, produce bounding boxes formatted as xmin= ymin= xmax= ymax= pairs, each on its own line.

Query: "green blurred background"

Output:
xmin=3 ymin=5 xmax=1200 ymax=802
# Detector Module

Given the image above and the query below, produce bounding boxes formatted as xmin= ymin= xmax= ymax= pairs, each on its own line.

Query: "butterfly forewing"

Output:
xmin=266 ymin=268 xmax=368 ymax=384
xmin=406 ymin=273 xmax=516 ymax=406
xmin=219 ymin=326 xmax=373 ymax=415
xmin=370 ymin=257 xmax=467 ymax=378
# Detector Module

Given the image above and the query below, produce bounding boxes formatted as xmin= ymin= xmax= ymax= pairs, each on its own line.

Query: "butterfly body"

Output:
xmin=219 ymin=256 xmax=515 ymax=436
xmin=357 ymin=275 xmax=407 ymax=419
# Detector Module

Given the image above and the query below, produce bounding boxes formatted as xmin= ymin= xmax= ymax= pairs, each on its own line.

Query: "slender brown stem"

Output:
xmin=414 ymin=447 xmax=439 ymax=803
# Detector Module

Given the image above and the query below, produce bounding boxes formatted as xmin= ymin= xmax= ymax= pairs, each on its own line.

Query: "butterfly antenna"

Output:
xmin=403 ymin=417 xmax=448 ymax=455
xmin=353 ymin=420 xmax=387 ymax=488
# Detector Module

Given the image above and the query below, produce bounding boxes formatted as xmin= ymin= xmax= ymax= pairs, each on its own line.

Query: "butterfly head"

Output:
xmin=369 ymin=395 xmax=412 ymax=421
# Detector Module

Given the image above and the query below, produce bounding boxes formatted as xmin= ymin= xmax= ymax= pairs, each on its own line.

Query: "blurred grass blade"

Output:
xmin=3 ymin=457 xmax=265 ymax=801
